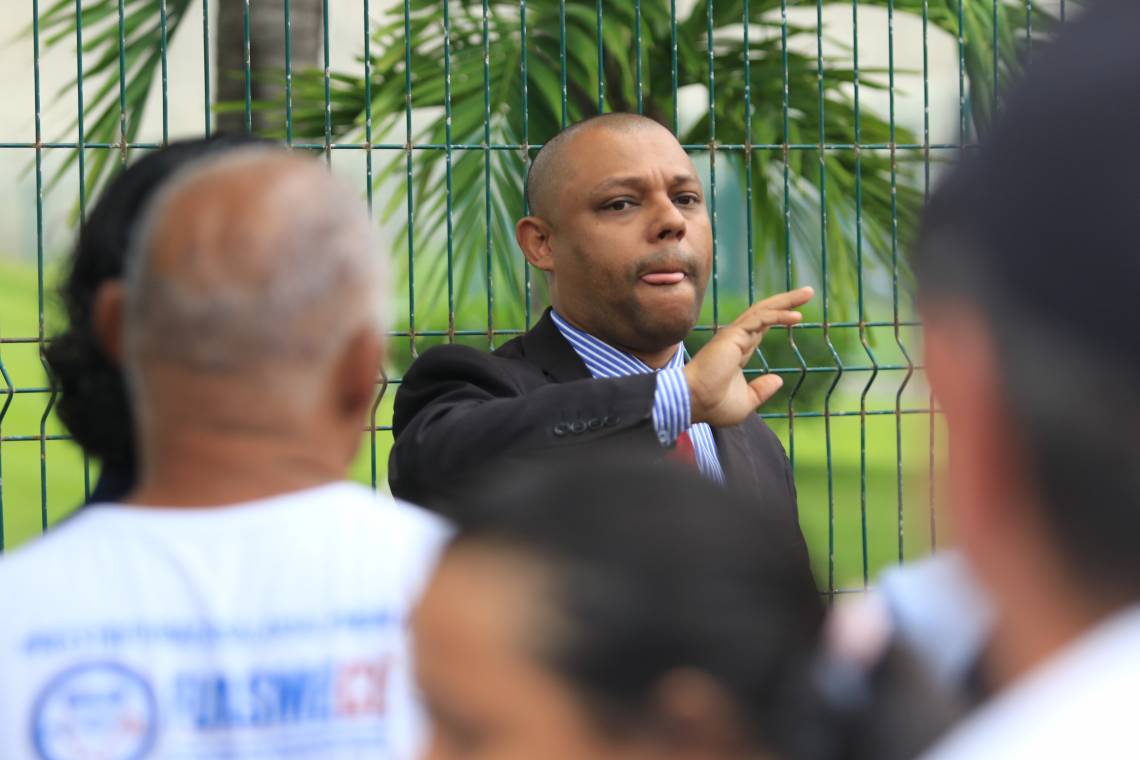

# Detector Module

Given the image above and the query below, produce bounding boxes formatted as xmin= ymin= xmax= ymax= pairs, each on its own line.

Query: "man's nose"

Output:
xmin=649 ymin=195 xmax=687 ymax=243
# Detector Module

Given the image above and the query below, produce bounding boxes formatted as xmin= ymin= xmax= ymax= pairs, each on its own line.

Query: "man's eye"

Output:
xmin=603 ymin=199 xmax=634 ymax=211
xmin=675 ymin=194 xmax=700 ymax=206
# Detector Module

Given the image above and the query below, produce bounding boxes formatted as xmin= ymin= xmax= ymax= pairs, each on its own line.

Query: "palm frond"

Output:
xmin=37 ymin=0 xmax=194 ymax=210
xmin=287 ymin=0 xmax=1033 ymax=323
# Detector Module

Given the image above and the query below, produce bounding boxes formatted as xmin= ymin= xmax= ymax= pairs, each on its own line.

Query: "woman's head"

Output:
xmin=45 ymin=135 xmax=272 ymax=476
xmin=413 ymin=457 xmax=827 ymax=760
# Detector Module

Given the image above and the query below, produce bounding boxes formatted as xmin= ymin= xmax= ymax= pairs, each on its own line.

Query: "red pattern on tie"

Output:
xmin=666 ymin=430 xmax=698 ymax=469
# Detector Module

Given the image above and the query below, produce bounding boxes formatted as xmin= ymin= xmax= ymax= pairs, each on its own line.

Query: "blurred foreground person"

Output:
xmin=0 ymin=150 xmax=448 ymax=759
xmin=414 ymin=458 xmax=958 ymax=760
xmin=914 ymin=1 xmax=1140 ymax=756
xmin=45 ymin=135 xmax=272 ymax=504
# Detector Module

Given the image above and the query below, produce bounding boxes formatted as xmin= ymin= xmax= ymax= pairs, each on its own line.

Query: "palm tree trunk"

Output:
xmin=216 ymin=0 xmax=324 ymax=135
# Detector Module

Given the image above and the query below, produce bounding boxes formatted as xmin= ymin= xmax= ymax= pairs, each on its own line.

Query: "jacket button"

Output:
xmin=587 ymin=417 xmax=604 ymax=430
xmin=553 ymin=422 xmax=569 ymax=436
xmin=569 ymin=420 xmax=587 ymax=434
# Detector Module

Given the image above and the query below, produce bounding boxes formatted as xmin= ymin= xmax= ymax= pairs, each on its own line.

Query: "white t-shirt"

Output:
xmin=0 ymin=482 xmax=450 ymax=760
xmin=921 ymin=604 xmax=1140 ymax=759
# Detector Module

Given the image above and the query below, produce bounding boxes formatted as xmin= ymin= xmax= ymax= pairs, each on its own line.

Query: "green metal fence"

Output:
xmin=0 ymin=0 xmax=1066 ymax=593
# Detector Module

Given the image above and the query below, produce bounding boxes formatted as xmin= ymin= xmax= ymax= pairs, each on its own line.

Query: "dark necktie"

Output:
xmin=667 ymin=430 xmax=698 ymax=468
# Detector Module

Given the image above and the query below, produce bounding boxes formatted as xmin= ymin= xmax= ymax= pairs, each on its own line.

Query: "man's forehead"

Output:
xmin=560 ymin=126 xmax=697 ymax=192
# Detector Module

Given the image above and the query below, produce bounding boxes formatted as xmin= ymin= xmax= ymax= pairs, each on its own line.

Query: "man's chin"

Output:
xmin=631 ymin=300 xmax=701 ymax=349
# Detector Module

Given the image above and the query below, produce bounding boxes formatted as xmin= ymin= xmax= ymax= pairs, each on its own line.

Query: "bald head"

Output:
xmin=526 ymin=113 xmax=676 ymax=221
xmin=122 ymin=149 xmax=383 ymax=384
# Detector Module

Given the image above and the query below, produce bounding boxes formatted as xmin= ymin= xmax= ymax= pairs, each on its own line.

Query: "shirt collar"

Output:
xmin=549 ymin=309 xmax=685 ymax=378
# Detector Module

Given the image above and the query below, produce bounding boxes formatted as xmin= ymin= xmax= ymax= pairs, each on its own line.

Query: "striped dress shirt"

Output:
xmin=550 ymin=310 xmax=726 ymax=484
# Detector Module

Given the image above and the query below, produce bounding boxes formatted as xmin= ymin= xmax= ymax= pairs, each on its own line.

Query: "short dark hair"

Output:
xmin=44 ymin=135 xmax=273 ymax=474
xmin=914 ymin=0 xmax=1140 ymax=595
xmin=448 ymin=456 xmax=956 ymax=760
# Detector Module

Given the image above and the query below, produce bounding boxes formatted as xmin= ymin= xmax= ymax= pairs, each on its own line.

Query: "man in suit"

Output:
xmin=390 ymin=113 xmax=813 ymax=532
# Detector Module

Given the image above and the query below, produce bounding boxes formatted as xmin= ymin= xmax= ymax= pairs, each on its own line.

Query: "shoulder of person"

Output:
xmin=327 ymin=484 xmax=452 ymax=552
xmin=921 ymin=605 xmax=1140 ymax=759
xmin=0 ymin=509 xmax=104 ymax=573
xmin=399 ymin=338 xmax=544 ymax=392
xmin=0 ymin=509 xmax=110 ymax=615
xmin=353 ymin=488 xmax=452 ymax=595
xmin=733 ymin=412 xmax=788 ymax=453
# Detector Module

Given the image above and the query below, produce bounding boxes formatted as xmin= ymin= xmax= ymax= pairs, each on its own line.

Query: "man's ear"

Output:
xmin=334 ymin=326 xmax=384 ymax=424
xmin=649 ymin=669 xmax=751 ymax=760
xmin=515 ymin=216 xmax=556 ymax=273
xmin=923 ymin=303 xmax=1031 ymax=551
xmin=92 ymin=281 xmax=126 ymax=365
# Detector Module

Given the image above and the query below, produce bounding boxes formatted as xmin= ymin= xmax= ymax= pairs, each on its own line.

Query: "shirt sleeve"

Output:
xmin=652 ymin=367 xmax=692 ymax=446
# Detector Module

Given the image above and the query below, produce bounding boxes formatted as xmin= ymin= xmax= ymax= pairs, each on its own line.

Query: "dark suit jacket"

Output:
xmin=389 ymin=310 xmax=804 ymax=535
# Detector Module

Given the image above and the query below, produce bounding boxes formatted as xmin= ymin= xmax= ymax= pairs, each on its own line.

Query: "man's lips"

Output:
xmin=640 ymin=271 xmax=686 ymax=285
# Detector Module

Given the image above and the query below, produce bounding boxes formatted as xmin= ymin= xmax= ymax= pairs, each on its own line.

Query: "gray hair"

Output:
xmin=122 ymin=148 xmax=386 ymax=381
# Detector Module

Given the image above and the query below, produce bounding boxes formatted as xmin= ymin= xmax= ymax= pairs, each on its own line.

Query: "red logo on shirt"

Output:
xmin=334 ymin=659 xmax=390 ymax=716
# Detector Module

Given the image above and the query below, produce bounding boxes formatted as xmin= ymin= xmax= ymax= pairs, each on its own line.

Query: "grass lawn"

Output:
xmin=1 ymin=257 xmax=944 ymax=590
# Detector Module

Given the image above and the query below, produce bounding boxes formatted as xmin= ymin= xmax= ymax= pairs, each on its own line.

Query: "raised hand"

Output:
xmin=682 ymin=287 xmax=814 ymax=427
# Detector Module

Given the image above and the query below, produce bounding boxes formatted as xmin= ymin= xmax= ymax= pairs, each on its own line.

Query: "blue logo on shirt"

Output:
xmin=31 ymin=661 xmax=157 ymax=760
xmin=173 ymin=658 xmax=391 ymax=730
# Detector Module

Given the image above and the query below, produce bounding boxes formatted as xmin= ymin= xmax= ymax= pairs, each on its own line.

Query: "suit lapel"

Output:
xmin=523 ymin=310 xmax=759 ymax=492
xmin=713 ymin=422 xmax=760 ymax=493
xmin=520 ymin=308 xmax=593 ymax=383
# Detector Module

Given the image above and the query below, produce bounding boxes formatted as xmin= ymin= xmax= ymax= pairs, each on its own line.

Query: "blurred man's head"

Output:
xmin=96 ymin=149 xmax=385 ymax=489
xmin=45 ymin=135 xmax=273 ymax=480
xmin=516 ymin=114 xmax=712 ymax=365
xmin=916 ymin=0 xmax=1140 ymax=673
xmin=414 ymin=456 xmax=822 ymax=760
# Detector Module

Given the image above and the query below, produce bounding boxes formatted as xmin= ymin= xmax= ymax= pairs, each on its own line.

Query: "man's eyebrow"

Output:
xmin=589 ymin=173 xmax=702 ymax=195
xmin=589 ymin=175 xmax=647 ymax=195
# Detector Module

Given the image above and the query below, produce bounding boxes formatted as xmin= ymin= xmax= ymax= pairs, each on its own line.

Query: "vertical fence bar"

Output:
xmin=364 ymin=0 xmax=375 ymax=487
xmin=117 ymin=0 xmax=128 ymax=163
xmin=284 ymin=0 xmax=294 ymax=144
xmin=33 ymin=0 xmax=49 ymax=530
xmin=743 ymin=0 xmax=754 ymax=306
xmin=559 ymin=0 xmax=568 ymax=127
xmin=852 ymin=0 xmax=879 ymax=587
xmin=0 ymin=358 xmax=10 ymax=549
xmin=404 ymin=0 xmax=418 ymax=355
xmin=243 ymin=0 xmax=252 ymax=132
xmin=780 ymin=0 xmax=805 ymax=474
xmin=482 ymin=0 xmax=494 ymax=345
xmin=634 ymin=0 xmax=643 ymax=113
xmin=1025 ymin=0 xmax=1032 ymax=49
xmin=992 ymin=0 xmax=1000 ymax=118
xmin=815 ymin=0 xmax=842 ymax=599
xmin=520 ymin=0 xmax=532 ymax=327
xmin=893 ymin=0 xmax=915 ymax=565
xmin=958 ymin=0 xmax=967 ymax=146
xmin=321 ymin=0 xmax=332 ymax=163
xmin=202 ymin=0 xmax=212 ymax=135
xmin=160 ymin=0 xmax=170 ymax=142
xmin=74 ymin=0 xmax=90 ymax=500
xmin=922 ymin=0 xmax=931 ymax=199
xmin=595 ymin=0 xmax=604 ymax=112
xmin=443 ymin=0 xmax=456 ymax=337
xmin=670 ymin=0 xmax=678 ymax=133
xmin=705 ymin=0 xmax=718 ymax=328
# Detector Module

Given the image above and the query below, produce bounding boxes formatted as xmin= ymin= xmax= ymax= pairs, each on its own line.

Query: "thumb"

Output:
xmin=747 ymin=374 xmax=785 ymax=408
